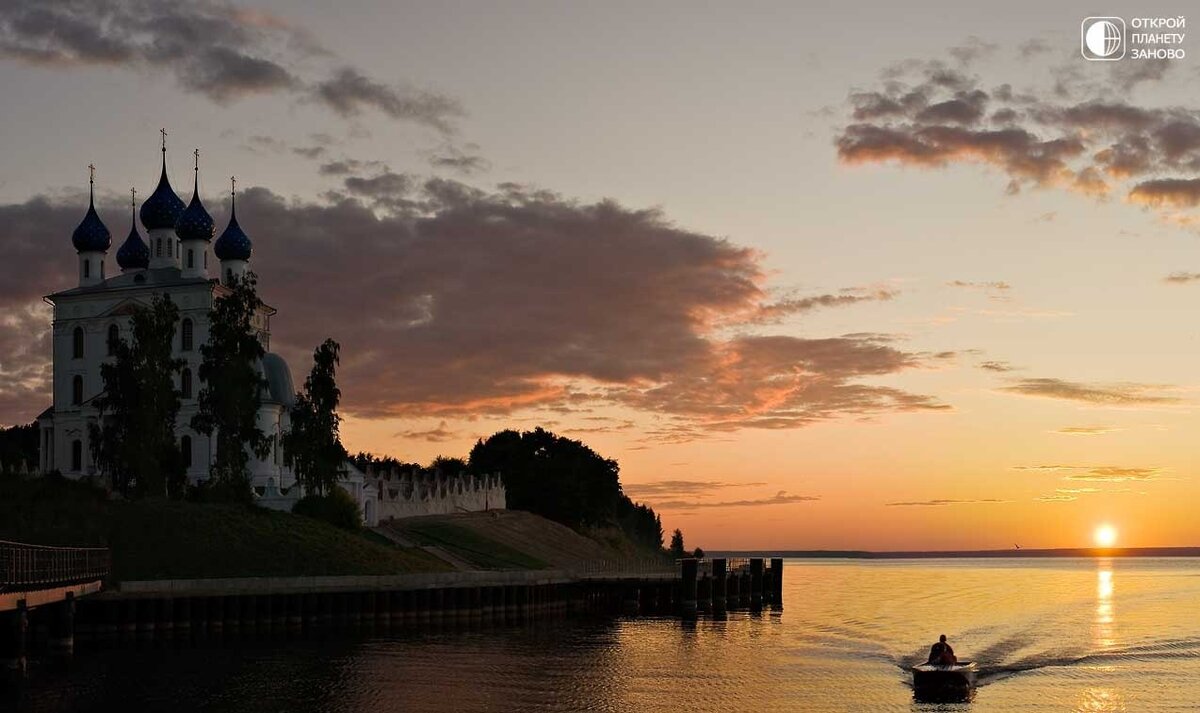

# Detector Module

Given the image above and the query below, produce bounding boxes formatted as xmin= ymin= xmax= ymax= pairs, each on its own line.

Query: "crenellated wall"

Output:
xmin=367 ymin=468 xmax=506 ymax=521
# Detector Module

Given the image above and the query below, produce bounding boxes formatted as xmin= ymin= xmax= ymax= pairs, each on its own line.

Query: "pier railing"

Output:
xmin=0 ymin=540 xmax=110 ymax=593
xmin=576 ymin=557 xmax=676 ymax=576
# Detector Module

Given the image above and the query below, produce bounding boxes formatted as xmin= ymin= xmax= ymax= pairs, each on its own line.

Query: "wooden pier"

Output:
xmin=4 ymin=554 xmax=785 ymax=670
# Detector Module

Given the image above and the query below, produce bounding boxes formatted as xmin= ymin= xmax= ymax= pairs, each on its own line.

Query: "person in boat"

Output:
xmin=927 ymin=634 xmax=957 ymax=665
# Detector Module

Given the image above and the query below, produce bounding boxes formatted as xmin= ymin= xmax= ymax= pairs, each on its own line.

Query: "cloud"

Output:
xmin=622 ymin=480 xmax=768 ymax=498
xmin=313 ymin=67 xmax=464 ymax=133
xmin=1164 ymin=271 xmax=1200 ymax=284
xmin=999 ymin=378 xmax=1181 ymax=406
xmin=651 ymin=491 xmax=819 ymax=511
xmin=427 ymin=143 xmax=491 ymax=175
xmin=752 ymin=288 xmax=897 ymax=323
xmin=1129 ymin=178 xmax=1200 ymax=208
xmin=243 ymin=135 xmax=289 ymax=154
xmin=885 ymin=498 xmax=1009 ymax=507
xmin=0 ymin=1 xmax=461 ymax=131
xmin=613 ymin=334 xmax=949 ymax=432
xmin=318 ymin=158 xmax=385 ymax=176
xmin=835 ymin=52 xmax=1200 ymax=225
xmin=0 ymin=176 xmax=951 ymax=432
xmin=947 ymin=37 xmax=997 ymax=66
xmin=1014 ymin=464 xmax=1163 ymax=482
xmin=292 ymin=146 xmax=327 ymax=160
xmin=1052 ymin=425 xmax=1119 ymax=436
xmin=392 ymin=421 xmax=459 ymax=443
xmin=947 ymin=280 xmax=1011 ymax=291
xmin=1070 ymin=466 xmax=1161 ymax=482
xmin=978 ymin=360 xmax=1015 ymax=372
xmin=1036 ymin=486 xmax=1138 ymax=502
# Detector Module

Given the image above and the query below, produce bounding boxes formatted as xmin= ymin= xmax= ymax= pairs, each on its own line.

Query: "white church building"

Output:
xmin=35 ymin=137 xmax=379 ymax=524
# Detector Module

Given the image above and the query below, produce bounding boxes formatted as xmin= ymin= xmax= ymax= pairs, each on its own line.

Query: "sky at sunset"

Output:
xmin=2 ymin=1 xmax=1200 ymax=551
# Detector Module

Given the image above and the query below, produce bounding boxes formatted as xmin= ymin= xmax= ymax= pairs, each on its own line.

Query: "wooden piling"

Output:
xmin=1 ymin=600 xmax=28 ymax=677
xmin=770 ymin=557 xmax=784 ymax=608
xmin=749 ymin=558 xmax=764 ymax=609
xmin=681 ymin=558 xmax=699 ymax=617
xmin=48 ymin=592 xmax=75 ymax=657
xmin=712 ymin=558 xmax=728 ymax=611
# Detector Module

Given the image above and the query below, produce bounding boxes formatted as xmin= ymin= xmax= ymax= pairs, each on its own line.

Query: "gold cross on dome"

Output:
xmin=194 ymin=148 xmax=200 ymax=171
xmin=160 ymin=127 xmax=168 ymax=151
xmin=130 ymin=186 xmax=137 ymax=207
xmin=88 ymin=163 xmax=95 ymax=184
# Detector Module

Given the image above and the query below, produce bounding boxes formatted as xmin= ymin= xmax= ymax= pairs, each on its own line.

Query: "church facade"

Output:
xmin=37 ymin=139 xmax=297 ymax=497
xmin=33 ymin=136 xmax=509 ymax=526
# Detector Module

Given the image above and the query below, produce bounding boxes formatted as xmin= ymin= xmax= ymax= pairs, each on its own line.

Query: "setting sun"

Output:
xmin=1094 ymin=524 xmax=1118 ymax=549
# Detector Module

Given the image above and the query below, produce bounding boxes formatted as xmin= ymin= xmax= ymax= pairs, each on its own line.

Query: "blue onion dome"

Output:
xmin=175 ymin=160 xmax=214 ymax=242
xmin=214 ymin=186 xmax=252 ymax=261
xmin=72 ymin=170 xmax=112 ymax=253
xmin=139 ymin=147 xmax=185 ymax=231
xmin=116 ymin=191 xmax=149 ymax=270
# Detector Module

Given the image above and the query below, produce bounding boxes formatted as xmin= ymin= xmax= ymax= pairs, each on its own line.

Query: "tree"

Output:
xmin=191 ymin=273 xmax=269 ymax=500
xmin=669 ymin=529 xmax=686 ymax=559
xmin=0 ymin=422 xmax=38 ymax=475
xmin=429 ymin=455 xmax=467 ymax=474
xmin=692 ymin=547 xmax=705 ymax=559
xmin=282 ymin=338 xmax=347 ymax=495
xmin=90 ymin=294 xmax=185 ymax=496
xmin=616 ymin=496 xmax=664 ymax=550
xmin=468 ymin=427 xmax=622 ymax=528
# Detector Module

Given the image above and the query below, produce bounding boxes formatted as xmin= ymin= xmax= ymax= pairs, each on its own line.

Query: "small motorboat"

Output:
xmin=912 ymin=661 xmax=977 ymax=702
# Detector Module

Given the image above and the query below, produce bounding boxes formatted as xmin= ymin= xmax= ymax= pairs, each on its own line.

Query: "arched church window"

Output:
xmin=181 ymin=435 xmax=192 ymax=469
xmin=72 ymin=375 xmax=83 ymax=405
xmin=181 ymin=319 xmax=194 ymax=351
xmin=181 ymin=368 xmax=193 ymax=399
xmin=107 ymin=324 xmax=119 ymax=356
xmin=187 ymin=249 xmax=195 ymax=269
xmin=155 ymin=239 xmax=162 ymax=258
xmin=83 ymin=260 xmax=90 ymax=278
xmin=72 ymin=327 xmax=84 ymax=358
xmin=71 ymin=440 xmax=82 ymax=472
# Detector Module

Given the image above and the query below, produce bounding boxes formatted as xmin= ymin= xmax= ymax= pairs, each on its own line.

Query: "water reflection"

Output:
xmin=1075 ymin=686 xmax=1125 ymax=712
xmin=1093 ymin=561 xmax=1116 ymax=651
xmin=14 ymin=560 xmax=1200 ymax=712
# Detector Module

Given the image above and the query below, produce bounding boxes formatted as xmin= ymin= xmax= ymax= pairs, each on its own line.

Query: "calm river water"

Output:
xmin=8 ymin=558 xmax=1200 ymax=712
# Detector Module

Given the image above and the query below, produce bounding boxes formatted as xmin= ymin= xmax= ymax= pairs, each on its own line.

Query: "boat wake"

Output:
xmin=895 ymin=634 xmax=1200 ymax=688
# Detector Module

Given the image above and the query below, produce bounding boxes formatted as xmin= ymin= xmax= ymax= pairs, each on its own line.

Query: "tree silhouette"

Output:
xmin=191 ymin=273 xmax=269 ymax=500
xmin=283 ymin=338 xmax=347 ymax=495
xmin=0 ymin=422 xmax=38 ymax=475
xmin=90 ymin=294 xmax=185 ymax=496
xmin=468 ymin=427 xmax=664 ymax=550
xmin=469 ymin=427 xmax=621 ymax=528
xmin=669 ymin=529 xmax=686 ymax=558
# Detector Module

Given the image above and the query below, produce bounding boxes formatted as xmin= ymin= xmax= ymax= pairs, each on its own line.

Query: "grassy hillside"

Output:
xmin=383 ymin=510 xmax=668 ymax=571
xmin=0 ymin=474 xmax=448 ymax=581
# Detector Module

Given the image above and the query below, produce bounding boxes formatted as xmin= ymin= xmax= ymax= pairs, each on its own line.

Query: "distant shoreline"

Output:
xmin=709 ymin=547 xmax=1200 ymax=559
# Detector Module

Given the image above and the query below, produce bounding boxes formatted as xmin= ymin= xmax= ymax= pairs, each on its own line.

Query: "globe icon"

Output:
xmin=1085 ymin=20 xmax=1122 ymax=57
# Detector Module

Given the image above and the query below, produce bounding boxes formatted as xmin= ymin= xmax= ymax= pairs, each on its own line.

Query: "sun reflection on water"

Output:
xmin=1075 ymin=686 xmax=1127 ymax=712
xmin=1093 ymin=562 xmax=1116 ymax=651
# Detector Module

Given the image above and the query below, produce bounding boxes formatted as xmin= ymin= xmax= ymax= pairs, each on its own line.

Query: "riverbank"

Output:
xmin=379 ymin=510 xmax=660 ymax=571
xmin=0 ymin=475 xmax=661 ymax=581
xmin=0 ymin=475 xmax=446 ymax=579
